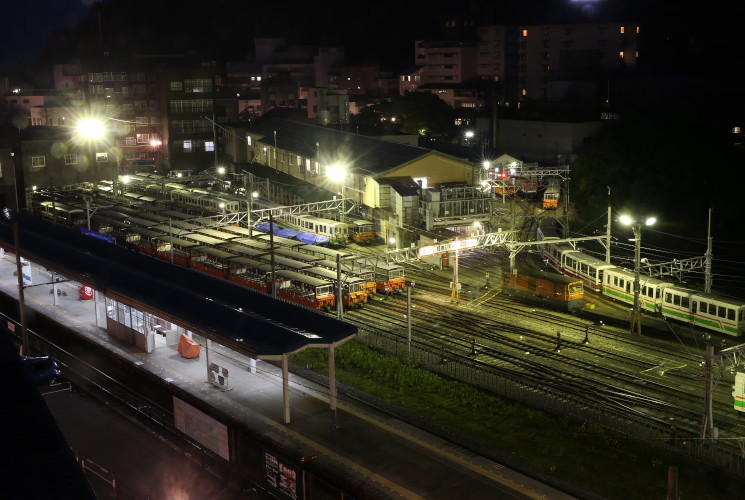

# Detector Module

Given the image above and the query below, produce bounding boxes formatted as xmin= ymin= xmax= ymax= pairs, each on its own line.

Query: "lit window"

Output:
xmin=522 ymin=29 xmax=528 ymax=37
xmin=136 ymin=133 xmax=150 ymax=144
xmin=64 ymin=154 xmax=77 ymax=165
xmin=170 ymin=81 xmax=183 ymax=91
xmin=619 ymin=51 xmax=624 ymax=59
xmin=246 ymin=136 xmax=253 ymax=146
xmin=205 ymin=141 xmax=214 ymax=152
xmin=620 ymin=26 xmax=625 ymax=34
xmin=32 ymin=156 xmax=46 ymax=167
xmin=96 ymin=152 xmax=108 ymax=162
xmin=636 ymin=26 xmax=640 ymax=34
xmin=521 ymin=88 xmax=527 ymax=96
xmin=184 ymin=140 xmax=192 ymax=152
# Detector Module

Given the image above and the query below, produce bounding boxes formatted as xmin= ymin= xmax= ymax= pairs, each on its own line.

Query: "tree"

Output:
xmin=351 ymin=92 xmax=458 ymax=139
xmin=570 ymin=105 xmax=745 ymax=248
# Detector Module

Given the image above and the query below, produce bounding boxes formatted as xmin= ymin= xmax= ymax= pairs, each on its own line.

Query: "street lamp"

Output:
xmin=74 ymin=116 xmax=112 ymax=190
xmin=620 ymin=214 xmax=657 ymax=335
xmin=326 ymin=164 xmax=348 ymax=227
xmin=76 ymin=118 xmax=106 ymax=140
xmin=481 ymin=161 xmax=491 ymax=184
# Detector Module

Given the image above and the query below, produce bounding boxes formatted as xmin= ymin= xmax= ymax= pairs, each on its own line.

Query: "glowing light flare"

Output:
xmin=620 ymin=214 xmax=657 ymax=227
xmin=326 ymin=164 xmax=347 ymax=182
xmin=77 ymin=118 xmax=106 ymax=140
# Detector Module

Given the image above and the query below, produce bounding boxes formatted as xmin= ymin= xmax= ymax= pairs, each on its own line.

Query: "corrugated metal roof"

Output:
xmin=248 ymin=117 xmax=437 ymax=176
xmin=0 ymin=212 xmax=357 ymax=358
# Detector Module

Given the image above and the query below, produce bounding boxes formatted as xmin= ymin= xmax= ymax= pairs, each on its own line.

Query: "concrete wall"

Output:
xmin=495 ymin=119 xmax=605 ymax=162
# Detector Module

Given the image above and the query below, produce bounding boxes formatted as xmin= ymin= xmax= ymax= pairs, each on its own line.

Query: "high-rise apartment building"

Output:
xmin=405 ymin=21 xmax=639 ymax=110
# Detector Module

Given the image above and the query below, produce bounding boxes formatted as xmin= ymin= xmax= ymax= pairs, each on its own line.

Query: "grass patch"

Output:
xmin=291 ymin=341 xmax=745 ymax=499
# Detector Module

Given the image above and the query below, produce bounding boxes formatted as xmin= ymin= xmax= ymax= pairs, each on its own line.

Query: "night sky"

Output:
xmin=0 ymin=0 xmax=92 ymax=74
xmin=1 ymin=1 xmax=743 ymax=83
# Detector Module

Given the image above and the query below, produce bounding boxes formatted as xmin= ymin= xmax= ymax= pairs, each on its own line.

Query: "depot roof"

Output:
xmin=0 ymin=211 xmax=357 ymax=358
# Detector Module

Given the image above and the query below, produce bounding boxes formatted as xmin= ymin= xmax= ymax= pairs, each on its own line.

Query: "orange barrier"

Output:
xmin=177 ymin=334 xmax=200 ymax=358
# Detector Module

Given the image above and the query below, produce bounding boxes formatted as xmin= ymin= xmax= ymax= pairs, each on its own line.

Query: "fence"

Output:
xmin=353 ymin=325 xmax=745 ymax=477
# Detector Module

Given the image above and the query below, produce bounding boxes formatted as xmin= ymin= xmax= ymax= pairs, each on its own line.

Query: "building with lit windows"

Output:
xmin=17 ymin=125 xmax=117 ymax=203
xmin=403 ymin=21 xmax=639 ymax=109
xmin=157 ymin=65 xmax=219 ymax=172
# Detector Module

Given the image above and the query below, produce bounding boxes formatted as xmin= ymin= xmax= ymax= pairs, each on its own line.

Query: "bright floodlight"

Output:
xmin=217 ymin=167 xmax=226 ymax=175
xmin=465 ymin=130 xmax=475 ymax=139
xmin=77 ymin=118 xmax=106 ymax=139
xmin=326 ymin=164 xmax=347 ymax=182
xmin=645 ymin=217 xmax=657 ymax=226
xmin=251 ymin=191 xmax=259 ymax=199
xmin=482 ymin=161 xmax=491 ymax=169
xmin=620 ymin=215 xmax=633 ymax=225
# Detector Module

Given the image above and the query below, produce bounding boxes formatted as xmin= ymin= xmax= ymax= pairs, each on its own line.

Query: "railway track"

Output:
xmin=344 ymin=250 xmax=745 ymax=439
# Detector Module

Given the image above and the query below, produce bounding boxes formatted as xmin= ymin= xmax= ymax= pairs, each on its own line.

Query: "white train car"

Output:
xmin=602 ymin=267 xmax=673 ymax=314
xmin=564 ymin=251 xmax=618 ymax=293
xmin=733 ymin=373 xmax=745 ymax=413
xmin=663 ymin=289 xmax=745 ymax=337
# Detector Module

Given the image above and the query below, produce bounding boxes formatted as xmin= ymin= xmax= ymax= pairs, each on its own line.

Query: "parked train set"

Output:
xmin=537 ymin=226 xmax=745 ymax=337
xmin=120 ymin=173 xmax=377 ymax=245
xmin=31 ymin=193 xmax=407 ymax=312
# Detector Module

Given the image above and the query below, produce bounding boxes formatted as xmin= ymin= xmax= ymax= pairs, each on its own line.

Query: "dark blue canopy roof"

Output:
xmin=0 ymin=211 xmax=356 ymax=357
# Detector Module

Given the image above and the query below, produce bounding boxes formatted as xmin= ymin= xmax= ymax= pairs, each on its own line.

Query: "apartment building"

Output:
xmin=404 ymin=21 xmax=639 ymax=109
xmin=156 ymin=65 xmax=219 ymax=173
xmin=413 ymin=40 xmax=478 ymax=86
xmin=18 ymin=126 xmax=117 ymax=193
xmin=515 ymin=23 xmax=639 ymax=103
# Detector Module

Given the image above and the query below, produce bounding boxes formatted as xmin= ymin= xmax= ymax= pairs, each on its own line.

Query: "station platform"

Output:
xmin=0 ymin=251 xmax=578 ymax=500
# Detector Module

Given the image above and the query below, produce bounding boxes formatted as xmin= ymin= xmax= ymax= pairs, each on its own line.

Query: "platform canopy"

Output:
xmin=0 ymin=210 xmax=357 ymax=358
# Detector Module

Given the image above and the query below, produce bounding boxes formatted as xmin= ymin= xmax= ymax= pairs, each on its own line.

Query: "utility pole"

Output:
xmin=605 ymin=186 xmax=612 ymax=263
xmin=451 ymin=248 xmax=460 ymax=304
xmin=704 ymin=208 xmax=713 ymax=293
xmin=269 ymin=214 xmax=276 ymax=299
xmin=407 ymin=284 xmax=412 ymax=357
xmin=700 ymin=335 xmax=716 ymax=455
xmin=630 ymin=220 xmax=642 ymax=335
xmin=13 ymin=219 xmax=29 ymax=355
xmin=336 ymin=253 xmax=343 ymax=319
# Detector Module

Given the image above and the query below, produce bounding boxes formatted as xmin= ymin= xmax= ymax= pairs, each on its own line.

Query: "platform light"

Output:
xmin=620 ymin=214 xmax=657 ymax=335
